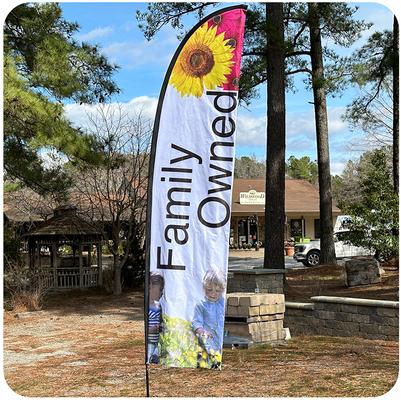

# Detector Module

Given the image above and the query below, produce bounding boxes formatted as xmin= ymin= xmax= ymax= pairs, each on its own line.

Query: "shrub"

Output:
xmin=4 ymin=258 xmax=48 ymax=311
xmin=343 ymin=148 xmax=399 ymax=262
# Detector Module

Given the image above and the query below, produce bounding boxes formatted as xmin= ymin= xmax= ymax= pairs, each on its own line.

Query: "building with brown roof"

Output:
xmin=230 ymin=179 xmax=341 ymax=247
xmin=4 ymin=178 xmax=341 ymax=250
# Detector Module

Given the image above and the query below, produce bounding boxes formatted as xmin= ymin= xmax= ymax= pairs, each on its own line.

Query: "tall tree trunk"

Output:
xmin=113 ymin=254 xmax=122 ymax=295
xmin=308 ymin=3 xmax=336 ymax=265
xmin=264 ymin=3 xmax=286 ymax=270
xmin=393 ymin=16 xmax=399 ymax=194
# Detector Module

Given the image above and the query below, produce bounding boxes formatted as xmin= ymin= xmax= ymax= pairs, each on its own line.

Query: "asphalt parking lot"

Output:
xmin=228 ymin=255 xmax=304 ymax=270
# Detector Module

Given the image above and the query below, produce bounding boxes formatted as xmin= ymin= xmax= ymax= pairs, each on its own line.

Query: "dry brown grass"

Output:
xmin=285 ymin=264 xmax=399 ymax=302
xmin=9 ymin=288 xmax=45 ymax=312
xmin=3 ymin=288 xmax=399 ymax=397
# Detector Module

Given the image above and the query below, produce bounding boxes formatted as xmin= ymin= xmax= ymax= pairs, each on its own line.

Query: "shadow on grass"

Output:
xmin=39 ymin=287 xmax=145 ymax=321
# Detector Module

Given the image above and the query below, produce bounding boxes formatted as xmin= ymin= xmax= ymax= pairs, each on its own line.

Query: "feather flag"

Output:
xmin=145 ymin=5 xmax=247 ymax=370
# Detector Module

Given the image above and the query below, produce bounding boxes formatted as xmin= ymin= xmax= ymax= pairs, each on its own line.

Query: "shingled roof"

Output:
xmin=231 ymin=179 xmax=341 ymax=214
xmin=25 ymin=205 xmax=101 ymax=240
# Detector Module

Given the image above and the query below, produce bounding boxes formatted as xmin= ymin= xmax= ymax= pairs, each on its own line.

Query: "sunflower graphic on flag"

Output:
xmin=169 ymin=11 xmax=245 ymax=98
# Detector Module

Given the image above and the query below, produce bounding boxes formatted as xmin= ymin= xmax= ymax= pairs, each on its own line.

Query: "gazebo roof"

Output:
xmin=25 ymin=205 xmax=102 ymax=241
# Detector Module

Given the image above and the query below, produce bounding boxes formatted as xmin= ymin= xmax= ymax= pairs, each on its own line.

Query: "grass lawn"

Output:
xmin=3 ymin=288 xmax=399 ymax=397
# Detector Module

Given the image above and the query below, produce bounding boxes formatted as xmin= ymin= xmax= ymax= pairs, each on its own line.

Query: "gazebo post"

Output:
xmin=78 ymin=244 xmax=83 ymax=289
xmin=97 ymin=243 xmax=103 ymax=286
xmin=52 ymin=244 xmax=58 ymax=288
xmin=36 ymin=243 xmax=41 ymax=272
xmin=28 ymin=240 xmax=35 ymax=271
xmin=88 ymin=242 xmax=92 ymax=267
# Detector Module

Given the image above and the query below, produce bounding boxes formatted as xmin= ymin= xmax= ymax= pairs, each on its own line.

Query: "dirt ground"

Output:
xmin=229 ymin=248 xmax=399 ymax=302
xmin=285 ymin=264 xmax=399 ymax=302
xmin=3 ymin=286 xmax=399 ymax=397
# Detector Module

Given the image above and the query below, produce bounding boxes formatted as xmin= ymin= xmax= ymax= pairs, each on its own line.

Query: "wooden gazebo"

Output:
xmin=25 ymin=205 xmax=103 ymax=290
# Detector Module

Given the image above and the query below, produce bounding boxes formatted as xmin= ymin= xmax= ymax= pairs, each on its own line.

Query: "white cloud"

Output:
xmin=103 ymin=33 xmax=180 ymax=69
xmin=237 ymin=106 xmax=348 ymax=148
xmin=289 ymin=107 xmax=348 ymax=138
xmin=64 ymin=97 xmax=354 ymax=175
xmin=78 ymin=26 xmax=114 ymax=42
xmin=236 ymin=114 xmax=266 ymax=146
xmin=39 ymin=147 xmax=68 ymax=168
xmin=330 ymin=161 xmax=347 ymax=176
xmin=122 ymin=21 xmax=137 ymax=32
xmin=236 ymin=106 xmax=353 ymax=175
xmin=64 ymin=96 xmax=158 ymax=131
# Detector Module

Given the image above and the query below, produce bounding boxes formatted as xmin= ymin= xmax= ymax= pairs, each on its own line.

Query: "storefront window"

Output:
xmin=290 ymin=219 xmax=303 ymax=237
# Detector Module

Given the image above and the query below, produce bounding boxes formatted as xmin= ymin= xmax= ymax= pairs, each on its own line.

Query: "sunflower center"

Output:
xmin=183 ymin=46 xmax=214 ymax=78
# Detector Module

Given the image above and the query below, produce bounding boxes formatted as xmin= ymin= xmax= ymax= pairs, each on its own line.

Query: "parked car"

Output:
xmin=293 ymin=231 xmax=374 ymax=267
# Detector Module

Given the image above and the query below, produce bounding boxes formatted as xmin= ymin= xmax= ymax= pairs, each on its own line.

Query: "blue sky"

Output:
xmin=7 ymin=1 xmax=396 ymax=175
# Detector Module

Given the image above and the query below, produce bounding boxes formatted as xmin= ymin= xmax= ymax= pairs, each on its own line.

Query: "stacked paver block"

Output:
xmin=345 ymin=258 xmax=383 ymax=287
xmin=225 ymin=293 xmax=287 ymax=343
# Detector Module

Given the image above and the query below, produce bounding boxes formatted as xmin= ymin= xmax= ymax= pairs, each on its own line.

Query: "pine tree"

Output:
xmin=286 ymin=156 xmax=318 ymax=184
xmin=4 ymin=3 xmax=120 ymax=195
xmin=345 ymin=18 xmax=399 ymax=193
xmin=136 ymin=2 xmax=370 ymax=268
xmin=342 ymin=148 xmax=398 ymax=261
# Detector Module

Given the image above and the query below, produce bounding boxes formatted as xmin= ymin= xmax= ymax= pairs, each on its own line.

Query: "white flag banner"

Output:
xmin=145 ymin=5 xmax=247 ymax=369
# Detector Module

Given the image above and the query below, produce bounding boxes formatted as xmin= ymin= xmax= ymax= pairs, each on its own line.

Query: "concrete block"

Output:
xmin=387 ymin=317 xmax=399 ymax=327
xmin=225 ymin=322 xmax=251 ymax=338
xmin=236 ymin=305 xmax=260 ymax=317
xmin=334 ymin=311 xmax=353 ymax=322
xmin=227 ymin=295 xmax=239 ymax=306
xmin=351 ymin=313 xmax=370 ymax=324
xmin=316 ymin=310 xmax=336 ymax=320
xmin=226 ymin=305 xmax=238 ymax=317
xmin=378 ymin=325 xmax=399 ymax=336
xmin=339 ymin=304 xmax=359 ymax=313
xmin=357 ymin=306 xmax=378 ymax=315
xmin=247 ymin=314 xmax=283 ymax=323
xmin=377 ymin=308 xmax=398 ymax=317
xmin=249 ymin=306 xmax=260 ymax=317
xmin=239 ymin=294 xmax=264 ymax=307
xmin=361 ymin=323 xmax=379 ymax=334
xmin=369 ymin=314 xmax=386 ymax=325
xmin=259 ymin=304 xmax=275 ymax=315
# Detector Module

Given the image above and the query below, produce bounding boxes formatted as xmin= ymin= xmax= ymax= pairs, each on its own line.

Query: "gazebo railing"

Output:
xmin=37 ymin=266 xmax=100 ymax=289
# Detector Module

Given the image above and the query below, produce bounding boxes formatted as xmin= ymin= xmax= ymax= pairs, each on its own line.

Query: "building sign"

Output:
xmin=239 ymin=190 xmax=265 ymax=205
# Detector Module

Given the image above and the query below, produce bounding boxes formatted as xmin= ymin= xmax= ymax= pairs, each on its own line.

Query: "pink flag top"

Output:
xmin=145 ymin=5 xmax=247 ymax=370
xmin=207 ymin=9 xmax=246 ymax=91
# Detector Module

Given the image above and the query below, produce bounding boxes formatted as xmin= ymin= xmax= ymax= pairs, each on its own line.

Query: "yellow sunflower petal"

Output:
xmin=169 ymin=22 xmax=234 ymax=97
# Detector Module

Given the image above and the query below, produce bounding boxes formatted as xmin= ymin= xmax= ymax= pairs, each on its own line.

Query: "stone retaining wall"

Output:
xmin=227 ymin=269 xmax=285 ymax=294
xmin=285 ymin=296 xmax=398 ymax=341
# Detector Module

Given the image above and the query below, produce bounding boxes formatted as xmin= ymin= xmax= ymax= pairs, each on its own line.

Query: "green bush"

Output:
xmin=343 ymin=148 xmax=398 ymax=261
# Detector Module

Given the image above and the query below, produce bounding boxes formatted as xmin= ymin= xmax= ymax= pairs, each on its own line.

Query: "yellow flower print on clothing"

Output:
xmin=169 ymin=23 xmax=234 ymax=97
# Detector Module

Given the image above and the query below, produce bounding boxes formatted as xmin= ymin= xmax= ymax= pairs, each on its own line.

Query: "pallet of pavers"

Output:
xmin=225 ymin=293 xmax=287 ymax=343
